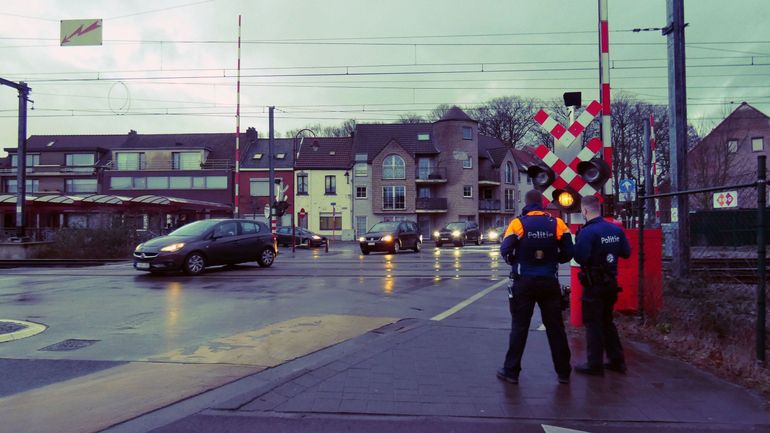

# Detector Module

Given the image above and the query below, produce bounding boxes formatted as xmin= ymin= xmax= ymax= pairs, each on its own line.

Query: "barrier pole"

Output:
xmin=637 ymin=193 xmax=645 ymax=323
xmin=757 ymin=155 xmax=766 ymax=365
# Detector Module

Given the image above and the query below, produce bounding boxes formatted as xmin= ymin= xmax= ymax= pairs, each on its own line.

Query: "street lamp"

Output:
xmin=292 ymin=129 xmax=317 ymax=253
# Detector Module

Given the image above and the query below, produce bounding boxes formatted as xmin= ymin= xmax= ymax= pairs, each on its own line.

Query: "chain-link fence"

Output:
xmin=633 ymin=155 xmax=768 ymax=395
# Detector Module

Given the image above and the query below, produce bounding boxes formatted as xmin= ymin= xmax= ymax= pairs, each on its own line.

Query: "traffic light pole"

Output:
xmin=268 ymin=106 xmax=275 ymax=234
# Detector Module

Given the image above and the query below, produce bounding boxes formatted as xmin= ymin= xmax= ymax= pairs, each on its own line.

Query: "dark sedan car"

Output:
xmin=359 ymin=220 xmax=422 ymax=255
xmin=275 ymin=226 xmax=327 ymax=247
xmin=433 ymin=221 xmax=482 ymax=247
xmin=133 ymin=219 xmax=277 ymax=275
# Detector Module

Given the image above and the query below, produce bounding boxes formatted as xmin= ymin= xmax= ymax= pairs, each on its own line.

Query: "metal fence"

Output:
xmin=636 ymin=155 xmax=768 ymax=369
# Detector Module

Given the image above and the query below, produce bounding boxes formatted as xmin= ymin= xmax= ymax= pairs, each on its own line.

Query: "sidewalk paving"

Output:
xmin=140 ymin=288 xmax=769 ymax=433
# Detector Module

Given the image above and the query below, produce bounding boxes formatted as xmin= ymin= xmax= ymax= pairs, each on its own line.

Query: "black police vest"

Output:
xmin=517 ymin=214 xmax=559 ymax=272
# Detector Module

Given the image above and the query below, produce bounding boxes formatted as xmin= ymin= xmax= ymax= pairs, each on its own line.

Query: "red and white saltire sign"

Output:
xmin=534 ymin=100 xmax=602 ymax=148
xmin=713 ymin=191 xmax=738 ymax=209
xmin=534 ymin=138 xmax=604 ymax=206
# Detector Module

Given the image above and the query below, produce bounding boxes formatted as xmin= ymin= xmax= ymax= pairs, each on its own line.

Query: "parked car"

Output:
xmin=433 ymin=221 xmax=482 ymax=247
xmin=486 ymin=226 xmax=506 ymax=244
xmin=275 ymin=226 xmax=327 ymax=247
xmin=359 ymin=220 xmax=422 ymax=255
xmin=133 ymin=219 xmax=277 ymax=275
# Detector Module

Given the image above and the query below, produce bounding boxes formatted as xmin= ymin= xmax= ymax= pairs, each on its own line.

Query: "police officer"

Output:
xmin=497 ymin=190 xmax=574 ymax=385
xmin=574 ymin=195 xmax=631 ymax=375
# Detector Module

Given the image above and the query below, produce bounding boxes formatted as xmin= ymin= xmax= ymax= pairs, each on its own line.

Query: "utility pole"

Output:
xmin=644 ymin=120 xmax=654 ymax=224
xmin=664 ymin=0 xmax=690 ymax=278
xmin=0 ymin=77 xmax=31 ymax=239
xmin=268 ymin=106 xmax=276 ymax=234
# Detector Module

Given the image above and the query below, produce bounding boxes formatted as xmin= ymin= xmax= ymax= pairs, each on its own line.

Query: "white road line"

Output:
xmin=430 ymin=279 xmax=507 ymax=321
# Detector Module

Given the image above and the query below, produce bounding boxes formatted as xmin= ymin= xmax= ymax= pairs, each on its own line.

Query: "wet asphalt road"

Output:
xmin=0 ymin=242 xmax=567 ymax=397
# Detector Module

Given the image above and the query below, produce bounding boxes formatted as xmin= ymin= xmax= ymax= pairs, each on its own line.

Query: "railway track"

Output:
xmin=689 ymin=257 xmax=769 ymax=284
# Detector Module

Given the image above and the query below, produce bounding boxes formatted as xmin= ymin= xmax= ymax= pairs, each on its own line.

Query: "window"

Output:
xmin=10 ymin=154 xmax=39 ymax=168
xmin=383 ymin=154 xmax=406 ymax=179
xmin=356 ymin=186 xmax=367 ymax=199
xmin=116 ymin=152 xmax=146 ymax=170
xmin=147 ymin=176 xmax=169 ymax=189
xmin=172 ymin=152 xmax=201 ymax=170
xmin=5 ymin=179 xmax=39 ymax=193
xmin=383 ymin=185 xmax=406 ymax=210
xmin=214 ymin=221 xmax=238 ymax=238
xmin=65 ymin=154 xmax=95 ymax=172
xmin=325 ymin=175 xmax=336 ymax=194
xmin=252 ymin=153 xmax=263 ymax=160
xmin=109 ymin=176 xmax=145 ymax=189
xmin=417 ymin=133 xmax=430 ymax=141
xmin=65 ymin=179 xmax=97 ymax=193
xmin=504 ymin=162 xmax=514 ymax=184
xmin=206 ymin=176 xmax=227 ymax=189
xmin=463 ymin=185 xmax=473 ymax=198
xmin=319 ymin=213 xmax=342 ymax=230
xmin=526 ymin=175 xmax=532 ymax=185
xmin=275 ymin=153 xmax=286 ymax=160
xmin=250 ymin=179 xmax=269 ymax=196
xmin=463 ymin=157 xmax=473 ymax=169
xmin=753 ymin=137 xmax=764 ymax=152
xmin=418 ymin=186 xmax=431 ymax=198
xmin=727 ymin=139 xmax=738 ymax=153
xmin=505 ymin=189 xmax=516 ymax=210
xmin=297 ymin=173 xmax=308 ymax=195
xmin=462 ymin=126 xmax=472 ymax=140
xmin=241 ymin=221 xmax=260 ymax=234
xmin=169 ymin=176 xmax=192 ymax=189
xmin=355 ymin=216 xmax=367 ymax=237
xmin=354 ymin=163 xmax=368 ymax=177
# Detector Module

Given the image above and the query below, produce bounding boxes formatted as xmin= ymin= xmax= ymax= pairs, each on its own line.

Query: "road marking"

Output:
xmin=542 ymin=425 xmax=591 ymax=433
xmin=431 ymin=279 xmax=506 ymax=321
xmin=0 ymin=315 xmax=395 ymax=433
xmin=537 ymin=323 xmax=546 ymax=331
xmin=147 ymin=314 xmax=396 ymax=366
xmin=0 ymin=319 xmax=47 ymax=342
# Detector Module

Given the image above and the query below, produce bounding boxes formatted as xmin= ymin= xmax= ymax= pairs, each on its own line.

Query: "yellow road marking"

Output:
xmin=431 ymin=279 xmax=506 ymax=321
xmin=147 ymin=315 xmax=396 ymax=366
xmin=0 ymin=319 xmax=47 ymax=343
xmin=0 ymin=314 xmax=396 ymax=433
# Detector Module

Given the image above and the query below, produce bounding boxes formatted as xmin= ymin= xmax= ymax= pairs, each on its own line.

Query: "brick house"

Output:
xmin=688 ymin=102 xmax=770 ymax=210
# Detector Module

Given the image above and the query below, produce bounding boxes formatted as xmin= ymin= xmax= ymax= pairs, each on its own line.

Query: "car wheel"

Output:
xmin=390 ymin=240 xmax=401 ymax=254
xmin=413 ymin=240 xmax=422 ymax=253
xmin=257 ymin=246 xmax=275 ymax=267
xmin=361 ymin=248 xmax=370 ymax=255
xmin=436 ymin=241 xmax=442 ymax=248
xmin=475 ymin=235 xmax=481 ymax=246
xmin=183 ymin=252 xmax=206 ymax=275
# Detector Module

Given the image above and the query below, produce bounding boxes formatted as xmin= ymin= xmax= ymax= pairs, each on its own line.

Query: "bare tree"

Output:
xmin=469 ymin=96 xmax=536 ymax=148
xmin=398 ymin=113 xmax=427 ymax=124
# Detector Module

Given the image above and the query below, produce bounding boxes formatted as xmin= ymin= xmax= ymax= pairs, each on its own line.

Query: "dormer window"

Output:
xmin=417 ymin=133 xmax=430 ymax=141
xmin=329 ymin=151 xmax=336 ymax=156
xmin=275 ymin=153 xmax=286 ymax=159
xmin=252 ymin=153 xmax=263 ymax=160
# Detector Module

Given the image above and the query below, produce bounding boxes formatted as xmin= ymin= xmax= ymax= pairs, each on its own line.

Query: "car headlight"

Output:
xmin=452 ymin=230 xmax=461 ymax=237
xmin=160 ymin=242 xmax=185 ymax=252
xmin=135 ymin=243 xmax=144 ymax=252
xmin=433 ymin=231 xmax=440 ymax=238
xmin=382 ymin=234 xmax=393 ymax=242
xmin=312 ymin=235 xmax=321 ymax=240
xmin=358 ymin=236 xmax=366 ymax=242
xmin=488 ymin=231 xmax=499 ymax=240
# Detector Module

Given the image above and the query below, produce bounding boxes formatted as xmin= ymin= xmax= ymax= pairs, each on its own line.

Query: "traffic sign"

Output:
xmin=619 ymin=178 xmax=636 ymax=202
xmin=61 ymin=19 xmax=103 ymax=46
xmin=713 ymin=191 xmax=738 ymax=209
xmin=533 ymin=138 xmax=604 ymax=205
xmin=263 ymin=205 xmax=270 ymax=218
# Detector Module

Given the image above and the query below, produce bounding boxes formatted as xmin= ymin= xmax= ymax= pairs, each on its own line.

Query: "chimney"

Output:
xmin=246 ymin=127 xmax=258 ymax=144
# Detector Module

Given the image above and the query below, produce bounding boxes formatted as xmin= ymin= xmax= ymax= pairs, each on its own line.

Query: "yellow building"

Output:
xmin=294 ymin=137 xmax=354 ymax=240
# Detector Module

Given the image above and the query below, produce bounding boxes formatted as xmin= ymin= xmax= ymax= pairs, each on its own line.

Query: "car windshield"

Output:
xmin=369 ymin=222 xmax=400 ymax=232
xmin=168 ymin=219 xmax=219 ymax=237
xmin=445 ymin=222 xmax=467 ymax=231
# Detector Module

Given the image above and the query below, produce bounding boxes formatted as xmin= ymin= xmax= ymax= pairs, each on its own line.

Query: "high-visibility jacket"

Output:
xmin=500 ymin=209 xmax=574 ymax=278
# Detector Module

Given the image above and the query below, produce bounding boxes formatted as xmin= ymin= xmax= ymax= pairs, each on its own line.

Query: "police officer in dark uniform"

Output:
xmin=574 ymin=195 xmax=632 ymax=375
xmin=497 ymin=190 xmax=574 ymax=385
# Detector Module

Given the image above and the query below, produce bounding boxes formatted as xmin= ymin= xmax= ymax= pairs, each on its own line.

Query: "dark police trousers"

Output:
xmin=504 ymin=276 xmax=571 ymax=377
xmin=582 ymin=284 xmax=625 ymax=368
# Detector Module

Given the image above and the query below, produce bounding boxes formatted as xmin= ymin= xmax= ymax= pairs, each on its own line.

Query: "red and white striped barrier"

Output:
xmin=534 ymin=100 xmax=602 ymax=148
xmin=599 ymin=0 xmax=613 ymax=194
xmin=534 ymin=138 xmax=604 ymax=206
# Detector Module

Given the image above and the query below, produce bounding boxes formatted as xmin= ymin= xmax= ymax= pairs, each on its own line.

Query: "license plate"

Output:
xmin=367 ymin=242 xmax=375 ymax=246
xmin=136 ymin=262 xmax=150 ymax=269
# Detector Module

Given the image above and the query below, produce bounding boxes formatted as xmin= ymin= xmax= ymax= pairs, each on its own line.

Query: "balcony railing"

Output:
xmin=107 ymin=159 xmax=233 ymax=171
xmin=479 ymin=168 xmax=501 ymax=183
xmin=415 ymin=167 xmax=447 ymax=181
xmin=416 ymin=197 xmax=448 ymax=211
xmin=0 ymin=165 xmax=97 ymax=175
xmin=479 ymin=199 xmax=501 ymax=211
